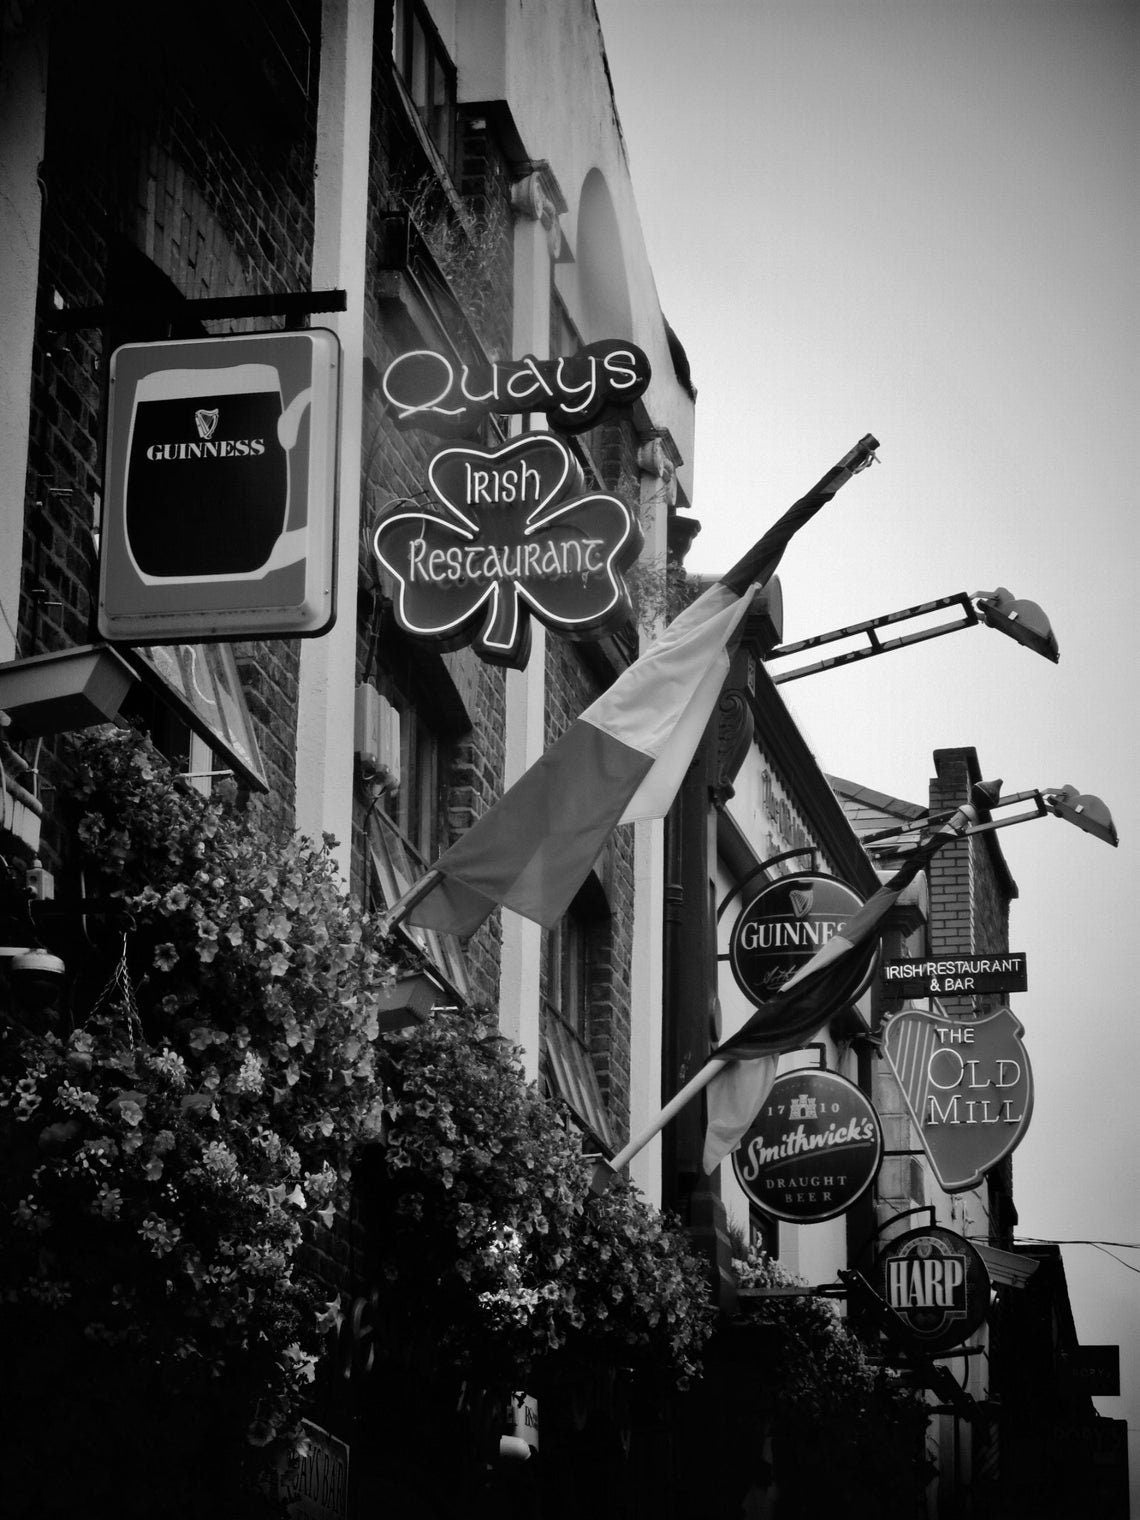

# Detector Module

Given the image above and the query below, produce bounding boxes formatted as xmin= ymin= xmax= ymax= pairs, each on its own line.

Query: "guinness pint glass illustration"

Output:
xmin=124 ymin=362 xmax=296 ymax=580
xmin=99 ymin=332 xmax=340 ymax=641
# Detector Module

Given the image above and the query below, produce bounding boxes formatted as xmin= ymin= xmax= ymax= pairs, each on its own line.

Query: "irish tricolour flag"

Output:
xmin=404 ymin=437 xmax=880 ymax=938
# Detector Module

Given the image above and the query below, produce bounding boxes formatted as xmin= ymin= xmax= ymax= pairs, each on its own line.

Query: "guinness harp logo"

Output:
xmin=728 ymin=873 xmax=876 ymax=1016
xmin=194 ymin=407 xmax=220 ymax=440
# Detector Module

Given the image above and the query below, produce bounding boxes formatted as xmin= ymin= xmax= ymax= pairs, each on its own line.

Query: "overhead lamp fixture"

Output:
xmin=974 ymin=587 xmax=1059 ymax=663
xmin=767 ymin=588 xmax=1059 ymax=683
xmin=862 ymin=779 xmax=1118 ymax=854
xmin=1042 ymin=784 xmax=1119 ymax=847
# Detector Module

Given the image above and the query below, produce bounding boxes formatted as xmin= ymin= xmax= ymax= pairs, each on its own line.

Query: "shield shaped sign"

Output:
xmin=882 ymin=1004 xmax=1034 ymax=1192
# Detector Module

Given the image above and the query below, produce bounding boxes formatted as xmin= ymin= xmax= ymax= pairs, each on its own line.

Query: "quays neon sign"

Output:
xmin=381 ymin=340 xmax=651 ymax=436
xmin=372 ymin=432 xmax=642 ymax=668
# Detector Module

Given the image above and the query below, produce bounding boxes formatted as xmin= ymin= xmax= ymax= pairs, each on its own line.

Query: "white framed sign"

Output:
xmin=99 ymin=330 xmax=340 ymax=641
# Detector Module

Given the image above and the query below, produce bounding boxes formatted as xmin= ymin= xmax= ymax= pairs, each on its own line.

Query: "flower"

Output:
xmin=153 ymin=942 xmax=180 ymax=971
xmin=149 ymin=1048 xmax=188 ymax=1089
xmin=233 ymin=1051 xmax=265 ymax=1094
xmin=138 ymin=1215 xmax=181 ymax=1256
xmin=201 ymin=1141 xmax=239 ymax=1179
xmin=58 ymin=1083 xmax=99 ymax=1116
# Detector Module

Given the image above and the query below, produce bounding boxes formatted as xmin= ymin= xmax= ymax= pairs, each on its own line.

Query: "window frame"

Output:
xmin=540 ymin=878 xmax=614 ymax=1152
xmin=392 ymin=0 xmax=457 ymax=173
xmin=368 ymin=805 xmax=470 ymax=1001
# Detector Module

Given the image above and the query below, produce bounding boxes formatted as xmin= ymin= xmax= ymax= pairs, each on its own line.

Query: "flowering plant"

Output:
xmin=732 ymin=1246 xmax=934 ymax=1515
xmin=1 ymin=728 xmax=715 ymax=1515
xmin=373 ymin=1010 xmax=715 ymax=1387
xmin=0 ymin=728 xmax=401 ymax=1511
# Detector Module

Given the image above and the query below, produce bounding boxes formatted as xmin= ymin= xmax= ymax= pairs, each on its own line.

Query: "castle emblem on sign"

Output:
xmin=788 ymin=1092 xmax=818 ymax=1120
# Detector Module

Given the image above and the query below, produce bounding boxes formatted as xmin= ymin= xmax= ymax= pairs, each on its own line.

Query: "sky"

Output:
xmin=596 ymin=0 xmax=1138 ymax=1495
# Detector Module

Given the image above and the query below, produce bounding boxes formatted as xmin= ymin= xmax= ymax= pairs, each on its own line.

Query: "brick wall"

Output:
xmin=928 ymin=748 xmax=1012 ymax=1014
xmin=22 ymin=1 xmax=321 ymax=818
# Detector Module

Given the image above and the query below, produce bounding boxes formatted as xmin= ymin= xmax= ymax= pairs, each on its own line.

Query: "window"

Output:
xmin=387 ymin=701 xmax=442 ymax=864
xmin=749 ymin=1209 xmax=780 ymax=1261
xmin=393 ymin=0 xmax=456 ymax=170
xmin=541 ymin=878 xmax=614 ymax=1151
xmin=545 ymin=910 xmax=590 ymax=1044
xmin=365 ymin=649 xmax=471 ymax=1000
xmin=123 ymin=643 xmax=267 ymax=793
xmin=368 ymin=807 xmax=469 ymax=1000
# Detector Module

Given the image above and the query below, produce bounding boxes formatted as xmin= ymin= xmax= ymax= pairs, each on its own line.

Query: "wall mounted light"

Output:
xmin=766 ymin=587 xmax=1059 ymax=683
xmin=862 ymin=778 xmax=1118 ymax=853
xmin=0 ymin=944 xmax=66 ymax=1011
xmin=0 ymin=644 xmax=136 ymax=736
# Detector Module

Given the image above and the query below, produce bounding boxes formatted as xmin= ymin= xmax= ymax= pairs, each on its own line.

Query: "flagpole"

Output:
xmin=590 ymin=1056 xmax=729 ymax=1194
xmin=378 ymin=868 xmax=442 ymax=935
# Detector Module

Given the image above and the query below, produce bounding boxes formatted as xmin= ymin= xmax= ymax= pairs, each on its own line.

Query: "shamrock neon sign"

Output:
xmin=372 ymin=432 xmax=643 ymax=668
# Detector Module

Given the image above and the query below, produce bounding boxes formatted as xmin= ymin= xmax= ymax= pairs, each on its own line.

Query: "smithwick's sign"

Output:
xmin=882 ymin=952 xmax=1028 ymax=998
xmin=728 ymin=874 xmax=878 ymax=1030
xmin=882 ymin=1005 xmax=1034 ymax=1193
xmin=372 ymin=432 xmax=642 ymax=668
xmin=99 ymin=331 xmax=341 ymax=642
xmin=877 ymin=1226 xmax=991 ymax=1355
xmin=381 ymin=340 xmax=651 ymax=436
xmin=732 ymin=1068 xmax=883 ymax=1223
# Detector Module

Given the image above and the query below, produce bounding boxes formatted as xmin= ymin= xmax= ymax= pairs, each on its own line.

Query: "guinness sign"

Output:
xmin=732 ymin=1068 xmax=883 ymax=1222
xmin=877 ymin=1226 xmax=990 ymax=1354
xmin=728 ymin=873 xmax=876 ymax=1011
xmin=99 ymin=331 xmax=340 ymax=642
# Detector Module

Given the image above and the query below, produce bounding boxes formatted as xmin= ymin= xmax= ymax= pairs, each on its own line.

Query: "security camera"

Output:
xmin=0 ymin=946 xmax=66 ymax=1009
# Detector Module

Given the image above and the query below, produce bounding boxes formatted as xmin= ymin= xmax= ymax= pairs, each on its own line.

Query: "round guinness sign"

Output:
xmin=728 ymin=873 xmax=876 ymax=1010
xmin=732 ymin=1069 xmax=883 ymax=1222
xmin=876 ymin=1226 xmax=991 ymax=1354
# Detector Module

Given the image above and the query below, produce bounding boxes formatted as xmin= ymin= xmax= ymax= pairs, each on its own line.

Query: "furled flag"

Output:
xmin=700 ymin=805 xmax=976 ymax=1173
xmin=396 ymin=436 xmax=880 ymax=938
